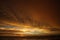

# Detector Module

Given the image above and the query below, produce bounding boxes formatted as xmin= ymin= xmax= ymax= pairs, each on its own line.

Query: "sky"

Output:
xmin=0 ymin=0 xmax=60 ymax=36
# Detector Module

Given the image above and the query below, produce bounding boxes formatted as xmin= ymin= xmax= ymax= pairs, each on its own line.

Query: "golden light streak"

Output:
xmin=0 ymin=21 xmax=60 ymax=36
xmin=0 ymin=25 xmax=52 ymax=36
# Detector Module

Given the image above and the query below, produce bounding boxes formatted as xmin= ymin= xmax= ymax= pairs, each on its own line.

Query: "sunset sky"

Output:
xmin=0 ymin=0 xmax=60 ymax=36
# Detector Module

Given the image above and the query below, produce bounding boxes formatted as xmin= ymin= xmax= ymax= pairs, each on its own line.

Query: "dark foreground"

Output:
xmin=0 ymin=35 xmax=60 ymax=40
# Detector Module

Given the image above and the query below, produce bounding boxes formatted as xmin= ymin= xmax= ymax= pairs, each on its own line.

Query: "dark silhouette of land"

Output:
xmin=0 ymin=34 xmax=60 ymax=40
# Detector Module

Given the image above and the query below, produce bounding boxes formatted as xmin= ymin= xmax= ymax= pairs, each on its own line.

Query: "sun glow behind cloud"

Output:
xmin=0 ymin=21 xmax=59 ymax=36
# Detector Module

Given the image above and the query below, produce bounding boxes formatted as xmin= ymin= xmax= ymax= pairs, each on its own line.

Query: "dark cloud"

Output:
xmin=0 ymin=0 xmax=60 ymax=26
